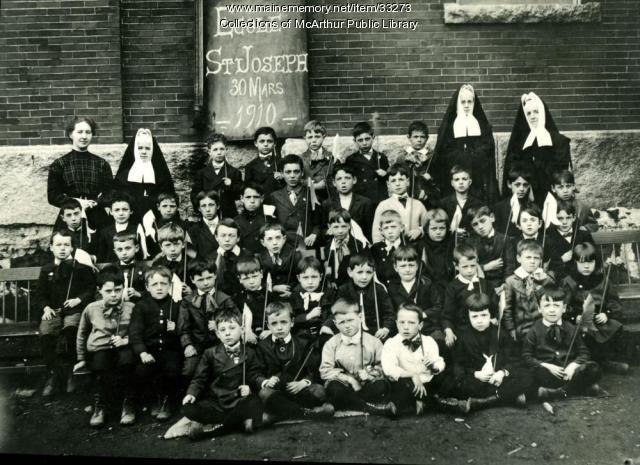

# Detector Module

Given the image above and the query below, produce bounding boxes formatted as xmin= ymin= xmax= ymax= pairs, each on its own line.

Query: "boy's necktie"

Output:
xmin=398 ymin=196 xmax=408 ymax=207
xmin=547 ymin=325 xmax=561 ymax=344
xmin=289 ymin=190 xmax=297 ymax=205
xmin=402 ymin=337 xmax=421 ymax=352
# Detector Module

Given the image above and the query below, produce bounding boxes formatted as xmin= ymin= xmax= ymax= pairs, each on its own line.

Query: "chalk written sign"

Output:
xmin=205 ymin=0 xmax=309 ymax=140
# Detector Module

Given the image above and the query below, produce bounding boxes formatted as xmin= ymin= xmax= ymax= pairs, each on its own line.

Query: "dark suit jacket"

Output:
xmin=187 ymin=220 xmax=219 ymax=262
xmin=267 ymin=187 xmax=321 ymax=244
xmin=388 ymin=275 xmax=443 ymax=335
xmin=442 ymin=277 xmax=496 ymax=331
xmin=191 ymin=163 xmax=243 ymax=219
xmin=492 ymin=198 xmax=522 ymax=239
xmin=469 ymin=231 xmax=516 ymax=288
xmin=543 ymin=224 xmax=593 ymax=282
xmin=244 ymin=154 xmax=285 ymax=197
xmin=36 ymin=260 xmax=96 ymax=317
xmin=433 ymin=194 xmax=484 ymax=234
xmin=258 ymin=242 xmax=302 ymax=287
xmin=344 ymin=151 xmax=389 ymax=205
xmin=129 ymin=294 xmax=181 ymax=354
xmin=336 ymin=281 xmax=395 ymax=332
xmin=234 ymin=209 xmax=272 ymax=255
xmin=113 ymin=260 xmax=147 ymax=301
xmin=522 ymin=319 xmax=590 ymax=368
xmin=94 ymin=222 xmax=141 ymax=263
xmin=233 ymin=288 xmax=274 ymax=334
xmin=256 ymin=334 xmax=318 ymax=385
xmin=289 ymin=286 xmax=336 ymax=338
xmin=453 ymin=325 xmax=514 ymax=377
xmin=370 ymin=241 xmax=400 ymax=288
xmin=320 ymin=193 xmax=374 ymax=242
xmin=322 ymin=236 xmax=368 ymax=285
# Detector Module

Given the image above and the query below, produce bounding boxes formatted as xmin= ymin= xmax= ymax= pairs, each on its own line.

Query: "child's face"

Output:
xmin=145 ymin=274 xmax=171 ymax=300
xmin=99 ymin=281 xmax=124 ymax=307
xmin=354 ymin=132 xmax=373 ymax=153
xmin=61 ymin=208 xmax=82 ymax=230
xmin=347 ymin=263 xmax=374 ymax=288
xmin=394 ymin=259 xmax=418 ymax=283
xmin=519 ymin=212 xmax=541 ymax=237
xmin=524 ymin=106 xmax=540 ymax=129
xmin=240 ymin=270 xmax=263 ymax=292
xmin=298 ymin=268 xmax=322 ymax=292
xmin=427 ymin=221 xmax=447 ymax=242
xmin=216 ymin=224 xmax=239 ymax=251
xmin=517 ymin=249 xmax=542 ymax=274
xmin=50 ymin=235 xmax=73 ymax=260
xmin=469 ymin=309 xmax=491 ymax=332
xmin=192 ymin=270 xmax=216 ymax=294
xmin=136 ymin=136 xmax=153 ymax=162
xmin=69 ymin=121 xmax=93 ymax=150
xmin=451 ymin=172 xmax=472 ymax=194
xmin=539 ymin=296 xmax=566 ymax=324
xmin=471 ymin=214 xmax=495 ymax=238
xmin=241 ymin=188 xmax=263 ymax=212
xmin=208 ymin=141 xmax=227 ymax=164
xmin=387 ymin=173 xmax=409 ymax=196
xmin=216 ymin=319 xmax=242 ymax=347
xmin=330 ymin=219 xmax=350 ymax=242
xmin=261 ymin=229 xmax=286 ymax=254
xmin=408 ymin=130 xmax=428 ymax=151
xmin=551 ymin=182 xmax=576 ymax=201
xmin=508 ymin=176 xmax=531 ymax=200
xmin=576 ymin=259 xmax=596 ymax=276
xmin=556 ymin=210 xmax=575 ymax=234
xmin=379 ymin=219 xmax=403 ymax=243
xmin=333 ymin=170 xmax=356 ymax=195
xmin=396 ymin=309 xmax=422 ymax=340
xmin=456 ymin=256 xmax=478 ymax=280
xmin=304 ymin=130 xmax=325 ymax=152
xmin=254 ymin=134 xmax=275 ymax=155
xmin=267 ymin=310 xmax=293 ymax=340
xmin=113 ymin=239 xmax=138 ymax=263
xmin=157 ymin=199 xmax=178 ymax=220
xmin=334 ymin=308 xmax=361 ymax=337
xmin=111 ymin=201 xmax=132 ymax=224
xmin=160 ymin=240 xmax=184 ymax=261
xmin=198 ymin=197 xmax=218 ymax=221
xmin=282 ymin=162 xmax=302 ymax=188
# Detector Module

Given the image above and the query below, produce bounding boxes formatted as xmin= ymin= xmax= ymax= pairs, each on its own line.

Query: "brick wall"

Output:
xmin=1 ymin=0 xmax=123 ymax=145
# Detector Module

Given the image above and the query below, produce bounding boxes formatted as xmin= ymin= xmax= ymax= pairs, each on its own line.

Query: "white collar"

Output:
xmin=115 ymin=222 xmax=128 ymax=232
xmin=197 ymin=288 xmax=215 ymax=296
xmin=401 ymin=279 xmax=415 ymax=292
xmin=521 ymin=92 xmax=553 ymax=149
xmin=330 ymin=237 xmax=350 ymax=250
xmin=385 ymin=238 xmax=402 ymax=250
xmin=272 ymin=333 xmax=292 ymax=344
xmin=456 ymin=274 xmax=479 ymax=291
xmin=127 ymin=129 xmax=156 ymax=184
xmin=217 ymin=245 xmax=241 ymax=257
xmin=405 ymin=146 xmax=428 ymax=156
xmin=341 ymin=331 xmax=362 ymax=345
xmin=542 ymin=319 xmax=562 ymax=327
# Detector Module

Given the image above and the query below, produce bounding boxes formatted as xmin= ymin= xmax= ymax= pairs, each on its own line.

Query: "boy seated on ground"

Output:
xmin=319 ymin=298 xmax=397 ymax=418
xmin=75 ymin=266 xmax=136 ymax=427
xmin=111 ymin=231 xmax=146 ymax=303
xmin=522 ymin=284 xmax=605 ymax=400
xmin=182 ymin=308 xmax=265 ymax=440
xmin=256 ymin=301 xmax=334 ymax=421
xmin=450 ymin=293 xmax=533 ymax=412
xmin=258 ymin=222 xmax=301 ymax=299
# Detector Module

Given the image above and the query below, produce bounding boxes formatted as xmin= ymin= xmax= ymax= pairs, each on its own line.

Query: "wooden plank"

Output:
xmin=592 ymin=230 xmax=640 ymax=245
xmin=0 ymin=267 xmax=42 ymax=281
xmin=613 ymin=284 xmax=640 ymax=300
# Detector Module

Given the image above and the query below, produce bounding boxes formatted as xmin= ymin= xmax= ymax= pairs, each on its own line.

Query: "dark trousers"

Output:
xmin=326 ymin=379 xmax=390 ymax=411
xmin=388 ymin=373 xmax=450 ymax=413
xmin=41 ymin=325 xmax=78 ymax=370
xmin=183 ymin=394 xmax=263 ymax=434
xmin=134 ymin=348 xmax=182 ymax=400
xmin=585 ymin=328 xmax=625 ymax=363
xmin=455 ymin=368 xmax=534 ymax=401
xmin=531 ymin=361 xmax=601 ymax=395
xmin=259 ymin=384 xmax=325 ymax=419
xmin=87 ymin=348 xmax=135 ymax=402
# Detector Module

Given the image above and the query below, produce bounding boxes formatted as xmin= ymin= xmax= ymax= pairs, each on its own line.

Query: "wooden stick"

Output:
xmin=359 ymin=292 xmax=365 ymax=368
xmin=499 ymin=207 xmax=514 ymax=260
xmin=293 ymin=345 xmax=315 ymax=382
xmin=262 ymin=280 xmax=269 ymax=331
xmin=563 ymin=320 xmax=582 ymax=368
xmin=372 ymin=276 xmax=380 ymax=331
xmin=242 ymin=310 xmax=247 ymax=385
xmin=597 ymin=263 xmax=613 ymax=315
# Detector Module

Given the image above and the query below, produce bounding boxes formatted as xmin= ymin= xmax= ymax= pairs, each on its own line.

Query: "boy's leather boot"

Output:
xmin=90 ymin=394 xmax=105 ymax=428
xmin=42 ymin=371 xmax=56 ymax=397
xmin=602 ymin=361 xmax=629 ymax=375
xmin=537 ymin=386 xmax=567 ymax=400
xmin=468 ymin=395 xmax=499 ymax=411
xmin=364 ymin=401 xmax=398 ymax=419
xmin=434 ymin=395 xmax=471 ymax=415
xmin=156 ymin=395 xmax=172 ymax=422
xmin=120 ymin=397 xmax=136 ymax=426
xmin=303 ymin=402 xmax=335 ymax=419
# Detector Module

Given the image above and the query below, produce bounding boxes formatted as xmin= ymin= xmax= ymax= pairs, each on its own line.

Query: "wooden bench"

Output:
xmin=591 ymin=229 xmax=640 ymax=305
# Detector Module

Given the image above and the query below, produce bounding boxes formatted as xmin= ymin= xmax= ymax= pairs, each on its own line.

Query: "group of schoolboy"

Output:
xmin=40 ymin=119 xmax=629 ymax=440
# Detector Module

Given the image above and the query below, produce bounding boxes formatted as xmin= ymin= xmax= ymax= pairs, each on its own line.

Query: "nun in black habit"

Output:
xmin=431 ymin=84 xmax=499 ymax=206
xmin=115 ymin=128 xmax=175 ymax=223
xmin=502 ymin=92 xmax=572 ymax=207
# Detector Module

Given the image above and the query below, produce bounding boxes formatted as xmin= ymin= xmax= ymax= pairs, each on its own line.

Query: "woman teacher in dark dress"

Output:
xmin=47 ymin=116 xmax=113 ymax=230
xmin=431 ymin=84 xmax=499 ymax=206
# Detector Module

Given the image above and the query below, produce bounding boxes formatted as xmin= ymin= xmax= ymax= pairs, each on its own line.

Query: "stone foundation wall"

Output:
xmin=1 ymin=129 xmax=639 ymax=261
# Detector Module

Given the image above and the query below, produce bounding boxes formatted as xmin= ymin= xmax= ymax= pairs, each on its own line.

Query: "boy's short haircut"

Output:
xmin=379 ymin=209 xmax=403 ymax=226
xmin=187 ymin=259 xmax=216 ymax=279
xmin=253 ymin=126 xmax=276 ymax=142
xmin=97 ymin=265 xmax=125 ymax=288
xmin=332 ymin=163 xmax=356 ymax=178
xmin=387 ymin=163 xmax=410 ymax=179
xmin=214 ymin=308 xmax=243 ymax=326
xmin=453 ymin=243 xmax=478 ymax=264
xmin=237 ymin=256 xmax=262 ymax=276
xmin=303 ymin=120 xmax=326 ymax=136
xmin=407 ymin=121 xmax=428 ymax=138
xmin=281 ymin=154 xmax=304 ymax=171
xmin=392 ymin=245 xmax=419 ymax=264
xmin=242 ymin=182 xmax=264 ymax=196
xmin=450 ymin=164 xmax=471 ymax=179
xmin=464 ymin=293 xmax=491 ymax=313
xmin=397 ymin=302 xmax=424 ymax=322
xmin=113 ymin=231 xmax=138 ymax=246
xmin=206 ymin=132 xmax=228 ymax=149
xmin=507 ymin=165 xmax=534 ymax=184
xmin=328 ymin=208 xmax=352 ymax=225
xmin=573 ymin=242 xmax=597 ymax=262
xmin=551 ymin=169 xmax=575 ymax=186
xmin=348 ymin=253 xmax=375 ymax=270
xmin=50 ymin=228 xmax=73 ymax=244
xmin=216 ymin=218 xmax=240 ymax=235
xmin=60 ymin=198 xmax=82 ymax=213
xmin=556 ymin=199 xmax=576 ymax=216
xmin=352 ymin=121 xmax=374 ymax=138
xmin=259 ymin=221 xmax=286 ymax=239
xmin=539 ymin=284 xmax=567 ymax=303
xmin=265 ymin=300 xmax=294 ymax=319
xmin=466 ymin=205 xmax=493 ymax=224
xmin=157 ymin=223 xmax=185 ymax=244
xmin=297 ymin=256 xmax=323 ymax=275
xmin=156 ymin=191 xmax=179 ymax=206
xmin=65 ymin=116 xmax=97 ymax=138
xmin=144 ymin=265 xmax=172 ymax=284
xmin=331 ymin=297 xmax=360 ymax=315
xmin=424 ymin=208 xmax=449 ymax=228
xmin=518 ymin=202 xmax=542 ymax=222
xmin=110 ymin=191 xmax=134 ymax=209
xmin=516 ymin=238 xmax=543 ymax=257
xmin=195 ymin=189 xmax=220 ymax=207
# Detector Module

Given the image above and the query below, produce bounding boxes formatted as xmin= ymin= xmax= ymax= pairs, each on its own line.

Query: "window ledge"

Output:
xmin=443 ymin=2 xmax=601 ymax=24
